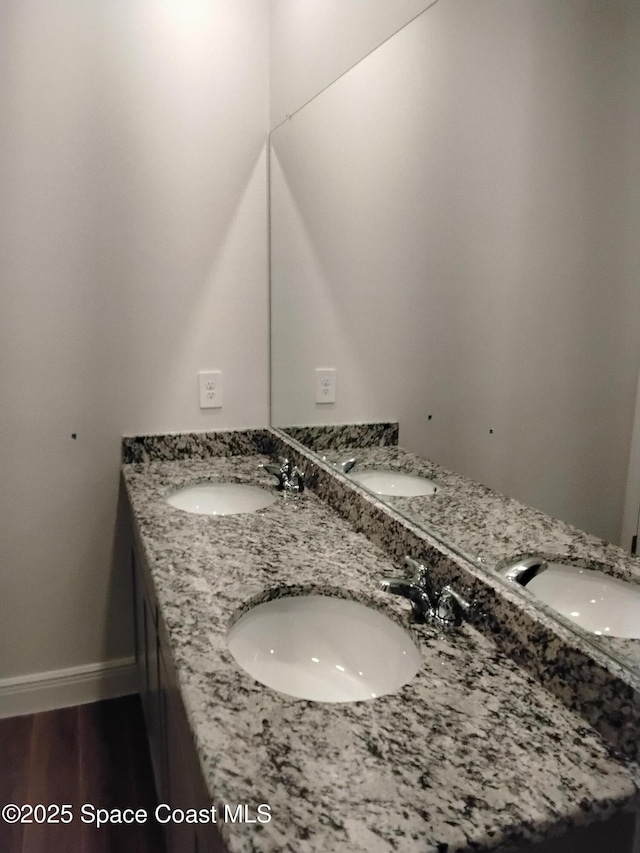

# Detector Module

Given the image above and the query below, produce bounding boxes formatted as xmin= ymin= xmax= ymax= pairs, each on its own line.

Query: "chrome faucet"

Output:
xmin=380 ymin=556 xmax=473 ymax=627
xmin=499 ymin=554 xmax=548 ymax=586
xmin=320 ymin=456 xmax=358 ymax=474
xmin=262 ymin=459 xmax=305 ymax=494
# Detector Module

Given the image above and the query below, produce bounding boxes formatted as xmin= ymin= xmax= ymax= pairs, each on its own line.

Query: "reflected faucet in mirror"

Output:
xmin=499 ymin=555 xmax=549 ymax=586
xmin=321 ymin=456 xmax=358 ymax=474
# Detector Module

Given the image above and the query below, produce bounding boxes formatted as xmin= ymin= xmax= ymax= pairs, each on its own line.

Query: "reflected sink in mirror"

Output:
xmin=349 ymin=469 xmax=439 ymax=497
xmin=523 ymin=563 xmax=640 ymax=640
xmin=227 ymin=594 xmax=422 ymax=702
xmin=166 ymin=483 xmax=277 ymax=516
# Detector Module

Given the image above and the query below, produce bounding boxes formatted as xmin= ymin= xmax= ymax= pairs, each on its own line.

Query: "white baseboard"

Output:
xmin=0 ymin=657 xmax=138 ymax=718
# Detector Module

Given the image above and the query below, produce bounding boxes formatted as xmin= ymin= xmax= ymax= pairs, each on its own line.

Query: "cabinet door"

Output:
xmin=132 ymin=545 xmax=226 ymax=853
xmin=132 ymin=549 xmax=146 ymax=693
xmin=160 ymin=651 xmax=199 ymax=853
xmin=132 ymin=548 xmax=166 ymax=800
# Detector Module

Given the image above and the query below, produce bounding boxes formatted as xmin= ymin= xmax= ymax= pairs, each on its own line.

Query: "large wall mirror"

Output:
xmin=270 ymin=0 xmax=640 ymax=675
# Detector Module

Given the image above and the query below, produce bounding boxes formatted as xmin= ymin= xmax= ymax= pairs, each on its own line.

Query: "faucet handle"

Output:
xmin=290 ymin=466 xmax=305 ymax=493
xmin=278 ymin=457 xmax=292 ymax=476
xmin=403 ymin=556 xmax=431 ymax=585
xmin=435 ymin=586 xmax=473 ymax=627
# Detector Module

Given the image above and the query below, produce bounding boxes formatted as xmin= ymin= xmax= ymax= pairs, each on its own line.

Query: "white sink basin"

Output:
xmin=527 ymin=563 xmax=640 ymax=639
xmin=227 ymin=595 xmax=421 ymax=702
xmin=166 ymin=483 xmax=276 ymax=516
xmin=349 ymin=469 xmax=438 ymax=497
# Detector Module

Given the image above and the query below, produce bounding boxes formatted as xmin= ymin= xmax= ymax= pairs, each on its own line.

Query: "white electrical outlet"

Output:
xmin=315 ymin=368 xmax=336 ymax=404
xmin=199 ymin=371 xmax=223 ymax=409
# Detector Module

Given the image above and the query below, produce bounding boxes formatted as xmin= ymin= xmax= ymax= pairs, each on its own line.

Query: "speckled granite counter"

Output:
xmin=122 ymin=445 xmax=639 ymax=853
xmin=290 ymin=437 xmax=640 ymax=674
xmin=313 ymin=445 xmax=640 ymax=581
xmin=273 ymin=430 xmax=640 ymax=762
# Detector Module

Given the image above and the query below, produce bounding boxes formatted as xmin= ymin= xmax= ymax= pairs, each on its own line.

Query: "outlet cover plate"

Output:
xmin=315 ymin=368 xmax=336 ymax=404
xmin=199 ymin=371 xmax=223 ymax=409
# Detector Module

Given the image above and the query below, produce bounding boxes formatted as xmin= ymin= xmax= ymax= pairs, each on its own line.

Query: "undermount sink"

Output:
xmin=166 ymin=482 xmax=276 ymax=516
xmin=526 ymin=563 xmax=640 ymax=639
xmin=227 ymin=594 xmax=422 ymax=702
xmin=349 ymin=469 xmax=438 ymax=497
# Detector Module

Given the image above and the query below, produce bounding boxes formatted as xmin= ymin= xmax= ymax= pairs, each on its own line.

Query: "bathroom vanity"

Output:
xmin=122 ymin=429 xmax=639 ymax=853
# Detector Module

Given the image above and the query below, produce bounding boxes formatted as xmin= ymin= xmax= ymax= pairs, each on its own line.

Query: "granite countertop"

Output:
xmin=319 ymin=444 xmax=640 ymax=672
xmin=122 ymin=453 xmax=638 ymax=853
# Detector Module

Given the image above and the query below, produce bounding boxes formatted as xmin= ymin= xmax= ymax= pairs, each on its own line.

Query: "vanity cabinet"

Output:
xmin=131 ymin=542 xmax=226 ymax=853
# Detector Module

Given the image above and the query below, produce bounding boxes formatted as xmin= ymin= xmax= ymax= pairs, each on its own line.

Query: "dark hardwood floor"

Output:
xmin=0 ymin=695 xmax=166 ymax=853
